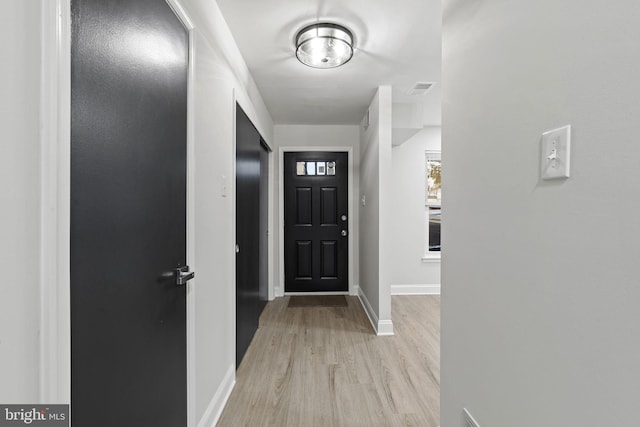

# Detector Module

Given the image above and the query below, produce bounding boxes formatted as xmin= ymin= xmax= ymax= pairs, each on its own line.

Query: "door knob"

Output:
xmin=341 ymin=230 xmax=348 ymax=237
xmin=176 ymin=266 xmax=195 ymax=286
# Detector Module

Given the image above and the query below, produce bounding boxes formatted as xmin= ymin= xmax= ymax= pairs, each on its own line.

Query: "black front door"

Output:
xmin=70 ymin=0 xmax=189 ymax=425
xmin=284 ymin=152 xmax=348 ymax=292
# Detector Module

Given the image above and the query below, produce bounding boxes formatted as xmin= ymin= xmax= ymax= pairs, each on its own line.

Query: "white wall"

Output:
xmin=442 ymin=1 xmax=640 ymax=426
xmin=0 ymin=1 xmax=43 ymax=403
xmin=358 ymin=87 xmax=393 ymax=335
xmin=178 ymin=0 xmax=273 ymax=424
xmin=390 ymin=127 xmax=441 ymax=292
xmin=272 ymin=125 xmax=360 ymax=296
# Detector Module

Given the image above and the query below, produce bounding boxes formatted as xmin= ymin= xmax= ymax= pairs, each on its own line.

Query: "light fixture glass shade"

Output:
xmin=296 ymin=23 xmax=354 ymax=69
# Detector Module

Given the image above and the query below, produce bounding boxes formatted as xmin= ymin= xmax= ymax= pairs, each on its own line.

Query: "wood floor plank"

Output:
xmin=216 ymin=295 xmax=440 ymax=427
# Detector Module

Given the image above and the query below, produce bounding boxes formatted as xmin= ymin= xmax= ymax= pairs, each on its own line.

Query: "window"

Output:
xmin=424 ymin=151 xmax=441 ymax=260
xmin=296 ymin=161 xmax=336 ymax=176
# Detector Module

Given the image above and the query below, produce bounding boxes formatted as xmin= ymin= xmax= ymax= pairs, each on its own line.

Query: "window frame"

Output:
xmin=423 ymin=150 xmax=441 ymax=262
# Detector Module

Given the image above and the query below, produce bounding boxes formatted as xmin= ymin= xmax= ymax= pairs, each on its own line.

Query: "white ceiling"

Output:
xmin=216 ymin=0 xmax=442 ymax=126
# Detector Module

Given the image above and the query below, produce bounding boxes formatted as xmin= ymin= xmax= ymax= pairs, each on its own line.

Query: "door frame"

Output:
xmin=40 ymin=1 xmax=197 ymax=425
xmin=278 ymin=147 xmax=356 ymax=297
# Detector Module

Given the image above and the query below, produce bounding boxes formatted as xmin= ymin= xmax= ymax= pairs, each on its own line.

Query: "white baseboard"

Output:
xmin=377 ymin=320 xmax=394 ymax=336
xmin=357 ymin=288 xmax=394 ymax=336
xmin=285 ymin=291 xmax=349 ymax=296
xmin=349 ymin=284 xmax=359 ymax=296
xmin=390 ymin=284 xmax=441 ymax=295
xmin=197 ymin=364 xmax=235 ymax=427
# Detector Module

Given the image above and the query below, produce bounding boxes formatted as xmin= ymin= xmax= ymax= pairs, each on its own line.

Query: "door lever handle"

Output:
xmin=175 ymin=266 xmax=195 ymax=286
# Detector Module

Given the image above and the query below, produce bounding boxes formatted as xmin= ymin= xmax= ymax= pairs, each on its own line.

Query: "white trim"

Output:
xmin=164 ymin=1 xmax=197 ymax=425
xmin=40 ymin=0 xmax=71 ymax=404
xmin=277 ymin=147 xmax=355 ymax=296
xmin=421 ymin=254 xmax=441 ymax=263
xmin=285 ymin=291 xmax=349 ymax=296
xmin=377 ymin=320 xmax=394 ymax=336
xmin=231 ymin=88 xmax=238 ymax=369
xmin=390 ymin=284 xmax=441 ymax=295
xmin=40 ymin=0 xmax=198 ymax=415
xmin=350 ymin=284 xmax=359 ymax=297
xmin=463 ymin=408 xmax=481 ymax=427
xmin=275 ymin=285 xmax=285 ymax=298
xmin=357 ymin=288 xmax=394 ymax=336
xmin=165 ymin=0 xmax=194 ymax=30
xmin=268 ymin=150 xmax=276 ymax=300
xmin=196 ymin=364 xmax=236 ymax=427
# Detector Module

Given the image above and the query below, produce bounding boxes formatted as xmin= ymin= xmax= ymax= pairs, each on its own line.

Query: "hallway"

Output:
xmin=217 ymin=296 xmax=440 ymax=426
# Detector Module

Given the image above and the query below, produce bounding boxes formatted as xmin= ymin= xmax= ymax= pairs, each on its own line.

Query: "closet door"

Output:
xmin=235 ymin=105 xmax=268 ymax=367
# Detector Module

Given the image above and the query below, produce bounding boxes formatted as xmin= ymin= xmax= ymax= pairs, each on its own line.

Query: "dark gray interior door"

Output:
xmin=235 ymin=105 xmax=269 ymax=367
xmin=284 ymin=152 xmax=348 ymax=292
xmin=71 ymin=0 xmax=189 ymax=425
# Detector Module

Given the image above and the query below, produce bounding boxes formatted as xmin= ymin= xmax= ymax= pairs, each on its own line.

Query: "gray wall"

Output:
xmin=442 ymin=1 xmax=640 ymax=426
xmin=359 ymin=87 xmax=393 ymax=334
xmin=0 ymin=0 xmax=42 ymax=403
xmin=390 ymin=127 xmax=441 ymax=290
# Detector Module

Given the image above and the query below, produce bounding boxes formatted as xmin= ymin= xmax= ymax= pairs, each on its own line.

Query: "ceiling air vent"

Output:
xmin=408 ymin=81 xmax=434 ymax=96
xmin=463 ymin=408 xmax=481 ymax=427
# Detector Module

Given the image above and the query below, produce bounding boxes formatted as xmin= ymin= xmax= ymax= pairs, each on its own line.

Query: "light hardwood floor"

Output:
xmin=217 ymin=295 xmax=440 ymax=427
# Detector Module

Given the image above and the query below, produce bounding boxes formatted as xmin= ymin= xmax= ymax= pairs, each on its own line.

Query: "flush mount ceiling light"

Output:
xmin=295 ymin=23 xmax=354 ymax=69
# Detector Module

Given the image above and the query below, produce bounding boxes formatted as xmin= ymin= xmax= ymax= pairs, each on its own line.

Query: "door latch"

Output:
xmin=175 ymin=266 xmax=195 ymax=286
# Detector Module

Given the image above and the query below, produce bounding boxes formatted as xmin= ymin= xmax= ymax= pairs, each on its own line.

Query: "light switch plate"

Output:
xmin=541 ymin=125 xmax=571 ymax=180
xmin=220 ymin=175 xmax=228 ymax=197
